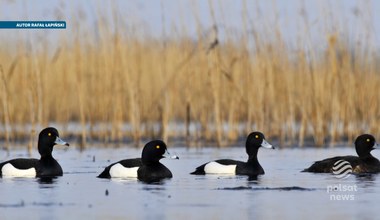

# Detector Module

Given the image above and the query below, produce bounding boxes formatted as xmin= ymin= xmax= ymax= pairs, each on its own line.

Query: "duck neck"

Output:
xmin=38 ymin=141 xmax=54 ymax=159
xmin=142 ymin=158 xmax=160 ymax=166
xmin=358 ymin=152 xmax=374 ymax=159
xmin=247 ymin=147 xmax=259 ymax=164
xmin=356 ymin=146 xmax=374 ymax=159
xmin=40 ymin=153 xmax=54 ymax=160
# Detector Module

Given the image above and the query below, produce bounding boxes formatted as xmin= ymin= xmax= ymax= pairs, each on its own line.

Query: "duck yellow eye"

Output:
xmin=48 ymin=133 xmax=52 ymax=136
xmin=156 ymin=145 xmax=160 ymax=149
xmin=367 ymin=139 xmax=370 ymax=142
xmin=255 ymin=135 xmax=259 ymax=139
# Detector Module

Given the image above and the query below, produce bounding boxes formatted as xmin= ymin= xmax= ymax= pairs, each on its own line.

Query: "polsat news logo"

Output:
xmin=327 ymin=160 xmax=357 ymax=201
xmin=332 ymin=160 xmax=352 ymax=179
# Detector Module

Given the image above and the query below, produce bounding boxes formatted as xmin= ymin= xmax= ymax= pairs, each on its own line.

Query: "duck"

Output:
xmin=190 ymin=131 xmax=275 ymax=176
xmin=302 ymin=134 xmax=380 ymax=173
xmin=98 ymin=140 xmax=179 ymax=183
xmin=0 ymin=127 xmax=69 ymax=177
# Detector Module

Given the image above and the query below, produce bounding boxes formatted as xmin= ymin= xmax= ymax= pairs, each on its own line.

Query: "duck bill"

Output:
xmin=55 ymin=136 xmax=70 ymax=146
xmin=162 ymin=149 xmax=179 ymax=159
xmin=261 ymin=139 xmax=275 ymax=149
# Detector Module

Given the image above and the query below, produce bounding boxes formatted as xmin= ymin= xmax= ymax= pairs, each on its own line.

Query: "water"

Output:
xmin=1 ymin=145 xmax=380 ymax=220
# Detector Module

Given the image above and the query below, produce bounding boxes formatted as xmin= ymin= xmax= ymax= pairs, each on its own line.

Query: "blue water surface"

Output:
xmin=0 ymin=145 xmax=379 ymax=220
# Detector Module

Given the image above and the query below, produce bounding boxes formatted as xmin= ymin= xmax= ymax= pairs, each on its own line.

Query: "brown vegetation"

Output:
xmin=1 ymin=2 xmax=380 ymax=148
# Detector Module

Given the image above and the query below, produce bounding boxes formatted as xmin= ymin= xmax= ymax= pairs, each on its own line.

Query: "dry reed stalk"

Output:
xmin=110 ymin=33 xmax=124 ymax=145
xmin=0 ymin=65 xmax=11 ymax=152
xmin=158 ymin=0 xmax=169 ymax=143
xmin=207 ymin=38 xmax=223 ymax=146
xmin=73 ymin=39 xmax=87 ymax=149
xmin=208 ymin=0 xmax=223 ymax=147
xmin=23 ymin=52 xmax=38 ymax=154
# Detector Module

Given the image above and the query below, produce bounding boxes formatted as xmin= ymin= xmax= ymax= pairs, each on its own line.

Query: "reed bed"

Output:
xmin=0 ymin=1 xmax=380 ymax=148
